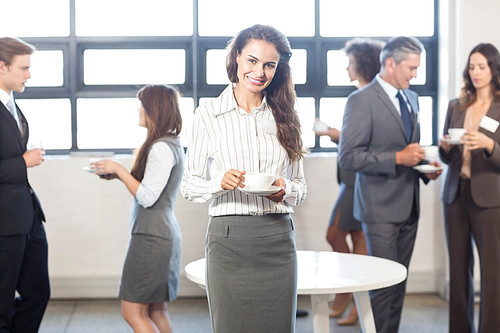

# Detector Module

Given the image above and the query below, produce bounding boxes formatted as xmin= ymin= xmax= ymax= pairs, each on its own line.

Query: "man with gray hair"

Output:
xmin=339 ymin=36 xmax=441 ymax=332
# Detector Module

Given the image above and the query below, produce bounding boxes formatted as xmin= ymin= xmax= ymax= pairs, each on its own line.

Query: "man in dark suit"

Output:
xmin=0 ymin=37 xmax=50 ymax=333
xmin=338 ymin=36 xmax=441 ymax=332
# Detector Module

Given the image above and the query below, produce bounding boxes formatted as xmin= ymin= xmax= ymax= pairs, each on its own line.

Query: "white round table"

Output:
xmin=185 ymin=250 xmax=407 ymax=333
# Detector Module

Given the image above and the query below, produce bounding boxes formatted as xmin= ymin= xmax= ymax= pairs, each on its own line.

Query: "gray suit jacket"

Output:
xmin=338 ymin=79 xmax=426 ymax=223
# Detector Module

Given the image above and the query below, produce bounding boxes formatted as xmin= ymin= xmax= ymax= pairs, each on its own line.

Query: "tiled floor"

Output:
xmin=39 ymin=294 xmax=458 ymax=333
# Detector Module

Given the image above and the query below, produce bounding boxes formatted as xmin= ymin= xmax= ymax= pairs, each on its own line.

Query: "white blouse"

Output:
xmin=136 ymin=141 xmax=174 ymax=208
xmin=181 ymin=85 xmax=307 ymax=216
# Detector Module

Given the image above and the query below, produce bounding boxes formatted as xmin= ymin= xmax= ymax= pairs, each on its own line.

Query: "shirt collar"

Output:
xmin=376 ymin=74 xmax=399 ymax=99
xmin=214 ymin=84 xmax=268 ymax=116
xmin=0 ymin=89 xmax=12 ymax=107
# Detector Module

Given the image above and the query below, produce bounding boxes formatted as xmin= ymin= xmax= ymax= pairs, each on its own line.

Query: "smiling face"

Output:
xmin=235 ymin=39 xmax=280 ymax=95
xmin=0 ymin=54 xmax=31 ymax=94
xmin=468 ymin=52 xmax=492 ymax=91
xmin=384 ymin=53 xmax=421 ymax=90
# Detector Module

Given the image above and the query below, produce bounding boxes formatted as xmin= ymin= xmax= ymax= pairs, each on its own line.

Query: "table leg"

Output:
xmin=310 ymin=294 xmax=335 ymax=333
xmin=353 ymin=291 xmax=376 ymax=333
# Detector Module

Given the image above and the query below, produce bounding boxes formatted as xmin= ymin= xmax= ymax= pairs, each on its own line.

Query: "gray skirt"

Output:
xmin=119 ymin=233 xmax=181 ymax=303
xmin=205 ymin=214 xmax=297 ymax=333
xmin=330 ymin=182 xmax=362 ymax=231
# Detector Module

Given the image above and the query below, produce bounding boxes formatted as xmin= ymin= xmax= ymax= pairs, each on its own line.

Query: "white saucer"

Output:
xmin=413 ymin=164 xmax=443 ymax=173
xmin=239 ymin=185 xmax=281 ymax=195
xmin=83 ymin=166 xmax=97 ymax=173
xmin=442 ymin=137 xmax=462 ymax=145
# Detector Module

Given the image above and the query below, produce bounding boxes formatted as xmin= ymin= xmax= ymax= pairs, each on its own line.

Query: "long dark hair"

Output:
xmin=226 ymin=24 xmax=304 ymax=162
xmin=131 ymin=85 xmax=182 ymax=180
xmin=459 ymin=43 xmax=500 ymax=110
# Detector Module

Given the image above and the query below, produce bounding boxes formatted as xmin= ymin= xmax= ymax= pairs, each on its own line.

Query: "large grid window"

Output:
xmin=3 ymin=0 xmax=438 ymax=154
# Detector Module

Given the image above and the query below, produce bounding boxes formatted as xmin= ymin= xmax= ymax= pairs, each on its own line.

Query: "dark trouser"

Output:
xmin=0 ymin=216 xmax=50 ymax=333
xmin=361 ymin=206 xmax=418 ymax=333
xmin=444 ymin=178 xmax=500 ymax=333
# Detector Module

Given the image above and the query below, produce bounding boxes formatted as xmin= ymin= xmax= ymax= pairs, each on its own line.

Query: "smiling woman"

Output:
xmin=181 ymin=24 xmax=307 ymax=333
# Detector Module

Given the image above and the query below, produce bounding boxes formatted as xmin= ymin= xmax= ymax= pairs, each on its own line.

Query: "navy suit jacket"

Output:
xmin=0 ymin=100 xmax=45 ymax=236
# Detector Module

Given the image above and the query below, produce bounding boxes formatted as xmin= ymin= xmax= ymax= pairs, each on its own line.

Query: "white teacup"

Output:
xmin=313 ymin=119 xmax=330 ymax=132
xmin=448 ymin=128 xmax=466 ymax=141
xmin=245 ymin=172 xmax=274 ymax=190
xmin=422 ymin=146 xmax=438 ymax=161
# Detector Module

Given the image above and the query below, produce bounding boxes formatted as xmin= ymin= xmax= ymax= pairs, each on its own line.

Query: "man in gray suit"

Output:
xmin=338 ymin=36 xmax=442 ymax=333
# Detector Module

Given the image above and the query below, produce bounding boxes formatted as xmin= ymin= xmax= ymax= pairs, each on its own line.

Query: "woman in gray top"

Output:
xmin=91 ymin=85 xmax=184 ymax=333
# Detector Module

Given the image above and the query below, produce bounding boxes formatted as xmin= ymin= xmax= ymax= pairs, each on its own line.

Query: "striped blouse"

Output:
xmin=181 ymin=84 xmax=307 ymax=217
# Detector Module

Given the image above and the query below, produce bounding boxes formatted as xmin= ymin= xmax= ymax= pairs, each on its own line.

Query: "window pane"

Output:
xmin=290 ymin=50 xmax=307 ymax=85
xmin=206 ymin=49 xmax=306 ymax=85
xmin=178 ymin=98 xmax=195 ymax=148
xmin=206 ymin=50 xmax=230 ymax=85
xmin=77 ymin=98 xmax=145 ymax=149
xmin=327 ymin=50 xmax=351 ymax=86
xmin=319 ymin=98 xmax=348 ymax=148
xmin=75 ymin=0 xmax=192 ymax=36
xmin=296 ymin=98 xmax=316 ymax=148
xmin=328 ymin=50 xmax=427 ymax=86
xmin=84 ymin=50 xmax=185 ymax=85
xmin=320 ymin=0 xmax=434 ymax=37
xmin=410 ymin=50 xmax=427 ymax=85
xmin=17 ymin=99 xmax=71 ymax=149
xmin=419 ymin=97 xmax=433 ymax=146
xmin=0 ymin=0 xmax=69 ymax=37
xmin=27 ymin=51 xmax=64 ymax=87
xmin=199 ymin=0 xmax=315 ymax=37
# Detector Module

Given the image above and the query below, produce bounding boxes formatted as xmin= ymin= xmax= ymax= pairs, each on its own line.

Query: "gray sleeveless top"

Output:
xmin=130 ymin=136 xmax=184 ymax=239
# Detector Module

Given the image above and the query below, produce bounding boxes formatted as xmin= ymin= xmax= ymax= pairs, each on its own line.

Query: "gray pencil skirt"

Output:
xmin=119 ymin=233 xmax=181 ymax=303
xmin=205 ymin=214 xmax=297 ymax=333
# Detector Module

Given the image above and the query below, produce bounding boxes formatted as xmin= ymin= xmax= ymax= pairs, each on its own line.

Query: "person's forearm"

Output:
xmin=116 ymin=165 xmax=140 ymax=197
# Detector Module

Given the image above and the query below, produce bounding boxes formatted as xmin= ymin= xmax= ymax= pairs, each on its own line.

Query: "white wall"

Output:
xmin=29 ymin=153 xmax=444 ymax=298
xmin=27 ymin=0 xmax=500 ymax=299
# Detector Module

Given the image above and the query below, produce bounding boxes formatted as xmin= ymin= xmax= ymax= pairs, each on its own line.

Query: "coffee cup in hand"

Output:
xmin=448 ymin=128 xmax=466 ymax=141
xmin=313 ymin=119 xmax=330 ymax=132
xmin=422 ymin=146 xmax=438 ymax=161
xmin=244 ymin=172 xmax=274 ymax=190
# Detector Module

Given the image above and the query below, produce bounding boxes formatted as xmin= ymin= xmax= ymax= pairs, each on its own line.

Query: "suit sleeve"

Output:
xmin=338 ymin=92 xmax=397 ymax=177
xmin=0 ymin=155 xmax=28 ymax=184
xmin=439 ymin=100 xmax=461 ymax=164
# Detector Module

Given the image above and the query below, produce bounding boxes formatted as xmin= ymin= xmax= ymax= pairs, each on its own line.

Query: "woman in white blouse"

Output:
xmin=181 ymin=24 xmax=307 ymax=333
xmin=91 ymin=85 xmax=184 ymax=333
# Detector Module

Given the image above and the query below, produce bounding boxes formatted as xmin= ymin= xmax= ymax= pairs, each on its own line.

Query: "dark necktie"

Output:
xmin=396 ymin=91 xmax=413 ymax=142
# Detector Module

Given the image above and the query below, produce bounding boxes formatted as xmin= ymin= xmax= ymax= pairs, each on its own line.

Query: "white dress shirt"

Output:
xmin=0 ymin=90 xmax=21 ymax=128
xmin=376 ymin=74 xmax=412 ymax=115
xmin=181 ymin=84 xmax=307 ymax=216
xmin=136 ymin=141 xmax=174 ymax=208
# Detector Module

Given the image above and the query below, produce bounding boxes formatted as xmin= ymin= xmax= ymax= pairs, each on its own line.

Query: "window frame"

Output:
xmin=17 ymin=0 xmax=439 ymax=155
